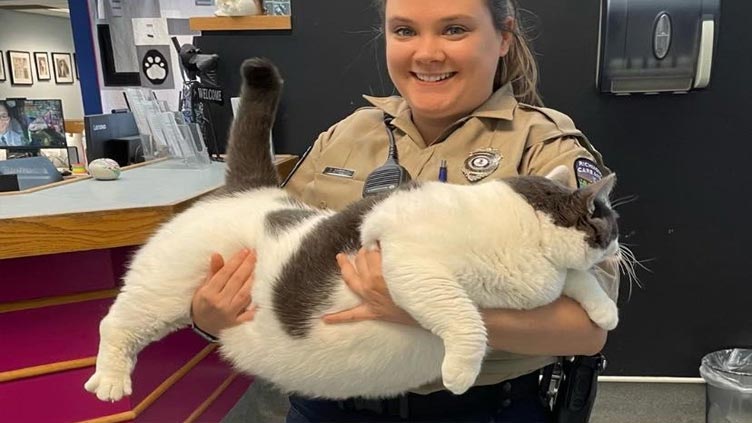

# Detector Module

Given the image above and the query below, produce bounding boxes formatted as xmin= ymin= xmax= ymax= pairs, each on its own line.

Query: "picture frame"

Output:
xmin=34 ymin=52 xmax=51 ymax=81
xmin=0 ymin=51 xmax=5 ymax=82
xmin=96 ymin=24 xmax=140 ymax=86
xmin=51 ymin=52 xmax=74 ymax=84
xmin=7 ymin=50 xmax=33 ymax=85
xmin=73 ymin=53 xmax=79 ymax=80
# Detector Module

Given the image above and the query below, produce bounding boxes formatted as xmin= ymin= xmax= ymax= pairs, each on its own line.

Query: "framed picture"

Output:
xmin=7 ymin=50 xmax=33 ymax=85
xmin=0 ymin=51 xmax=5 ymax=82
xmin=34 ymin=52 xmax=51 ymax=81
xmin=51 ymin=52 xmax=74 ymax=84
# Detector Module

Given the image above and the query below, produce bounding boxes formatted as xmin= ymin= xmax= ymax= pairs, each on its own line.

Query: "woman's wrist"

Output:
xmin=191 ymin=320 xmax=220 ymax=343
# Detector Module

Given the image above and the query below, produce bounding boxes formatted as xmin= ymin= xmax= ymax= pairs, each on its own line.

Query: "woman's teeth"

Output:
xmin=414 ymin=72 xmax=455 ymax=82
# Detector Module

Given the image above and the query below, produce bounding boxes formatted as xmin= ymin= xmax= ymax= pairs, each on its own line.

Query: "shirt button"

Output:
xmin=501 ymin=398 xmax=512 ymax=408
xmin=502 ymin=382 xmax=512 ymax=394
xmin=319 ymin=200 xmax=327 ymax=208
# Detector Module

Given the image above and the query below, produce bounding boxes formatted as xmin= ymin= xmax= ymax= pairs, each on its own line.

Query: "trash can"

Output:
xmin=700 ymin=349 xmax=752 ymax=423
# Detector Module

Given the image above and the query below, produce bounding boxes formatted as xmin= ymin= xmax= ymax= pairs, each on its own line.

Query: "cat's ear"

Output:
xmin=579 ymin=173 xmax=617 ymax=213
xmin=544 ymin=165 xmax=571 ymax=186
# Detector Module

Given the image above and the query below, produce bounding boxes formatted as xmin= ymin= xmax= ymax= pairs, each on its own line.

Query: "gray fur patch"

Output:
xmin=272 ymin=194 xmax=388 ymax=338
xmin=222 ymin=58 xmax=284 ymax=194
xmin=505 ymin=176 xmax=618 ymax=249
xmin=265 ymin=209 xmax=318 ymax=237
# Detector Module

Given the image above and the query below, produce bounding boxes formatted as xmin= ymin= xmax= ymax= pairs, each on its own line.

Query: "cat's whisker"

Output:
xmin=616 ymin=244 xmax=651 ymax=301
xmin=611 ymin=194 xmax=639 ymax=208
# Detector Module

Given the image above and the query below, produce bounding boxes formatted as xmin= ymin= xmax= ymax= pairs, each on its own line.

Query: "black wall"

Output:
xmin=196 ymin=0 xmax=752 ymax=376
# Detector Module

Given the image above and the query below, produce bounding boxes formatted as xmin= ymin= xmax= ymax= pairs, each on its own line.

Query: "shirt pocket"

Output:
xmin=305 ymin=172 xmax=365 ymax=211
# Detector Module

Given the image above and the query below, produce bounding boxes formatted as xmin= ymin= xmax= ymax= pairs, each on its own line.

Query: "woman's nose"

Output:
xmin=413 ymin=36 xmax=446 ymax=64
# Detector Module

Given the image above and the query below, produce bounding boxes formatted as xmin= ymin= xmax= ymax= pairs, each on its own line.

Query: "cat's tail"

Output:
xmin=223 ymin=57 xmax=284 ymax=193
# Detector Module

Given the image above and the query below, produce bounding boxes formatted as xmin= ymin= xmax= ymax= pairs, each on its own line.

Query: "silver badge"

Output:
xmin=462 ymin=148 xmax=502 ymax=182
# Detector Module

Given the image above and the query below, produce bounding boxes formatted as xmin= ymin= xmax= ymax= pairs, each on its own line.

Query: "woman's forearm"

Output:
xmin=482 ymin=296 xmax=607 ymax=356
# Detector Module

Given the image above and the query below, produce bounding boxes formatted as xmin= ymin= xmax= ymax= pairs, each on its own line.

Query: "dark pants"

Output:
xmin=286 ymin=371 xmax=553 ymax=423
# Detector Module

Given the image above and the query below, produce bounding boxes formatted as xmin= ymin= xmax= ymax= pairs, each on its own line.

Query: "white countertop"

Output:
xmin=0 ymin=160 xmax=226 ymax=219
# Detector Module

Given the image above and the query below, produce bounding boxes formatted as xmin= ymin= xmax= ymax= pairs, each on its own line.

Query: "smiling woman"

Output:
xmin=384 ymin=0 xmax=512 ymax=144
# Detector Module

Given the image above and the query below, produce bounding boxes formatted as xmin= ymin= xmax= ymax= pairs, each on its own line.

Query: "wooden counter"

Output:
xmin=0 ymin=154 xmax=298 ymax=260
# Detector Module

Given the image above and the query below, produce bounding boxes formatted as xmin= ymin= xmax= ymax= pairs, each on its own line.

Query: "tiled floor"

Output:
xmin=592 ymin=382 xmax=706 ymax=423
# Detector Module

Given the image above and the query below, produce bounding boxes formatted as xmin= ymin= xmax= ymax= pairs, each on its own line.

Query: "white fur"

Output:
xmin=84 ymin=181 xmax=618 ymax=401
xmin=214 ymin=0 xmax=260 ymax=16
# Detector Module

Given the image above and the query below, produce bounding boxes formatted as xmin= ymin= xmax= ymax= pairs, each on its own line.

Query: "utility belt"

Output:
xmin=341 ymin=370 xmax=540 ymax=420
xmin=543 ymin=353 xmax=607 ymax=423
xmin=289 ymin=353 xmax=605 ymax=422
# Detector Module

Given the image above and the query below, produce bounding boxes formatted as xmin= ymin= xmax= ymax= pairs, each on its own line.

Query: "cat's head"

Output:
xmin=506 ymin=165 xmax=619 ymax=266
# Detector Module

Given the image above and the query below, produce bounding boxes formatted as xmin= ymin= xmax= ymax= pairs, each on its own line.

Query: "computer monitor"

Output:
xmin=84 ymin=112 xmax=144 ymax=167
xmin=0 ymin=99 xmax=66 ymax=148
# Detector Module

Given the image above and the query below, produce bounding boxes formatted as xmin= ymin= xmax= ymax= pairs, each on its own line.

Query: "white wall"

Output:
xmin=0 ymin=10 xmax=84 ymax=119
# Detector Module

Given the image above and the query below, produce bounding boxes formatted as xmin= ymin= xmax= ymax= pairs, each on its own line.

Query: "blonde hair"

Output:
xmin=374 ymin=0 xmax=543 ymax=106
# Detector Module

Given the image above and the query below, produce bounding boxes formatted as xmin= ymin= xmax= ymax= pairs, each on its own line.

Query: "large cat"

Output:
xmin=85 ymin=58 xmax=619 ymax=401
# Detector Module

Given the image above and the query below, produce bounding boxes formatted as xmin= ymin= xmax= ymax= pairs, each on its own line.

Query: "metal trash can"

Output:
xmin=700 ymin=349 xmax=752 ymax=423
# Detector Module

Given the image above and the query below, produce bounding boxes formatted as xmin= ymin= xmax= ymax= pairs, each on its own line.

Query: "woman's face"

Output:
xmin=0 ymin=105 xmax=10 ymax=134
xmin=385 ymin=0 xmax=511 ymax=124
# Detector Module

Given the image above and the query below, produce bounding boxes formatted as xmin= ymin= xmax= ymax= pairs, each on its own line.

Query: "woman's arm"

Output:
xmin=481 ymin=298 xmax=607 ymax=356
xmin=325 ymin=248 xmax=609 ymax=357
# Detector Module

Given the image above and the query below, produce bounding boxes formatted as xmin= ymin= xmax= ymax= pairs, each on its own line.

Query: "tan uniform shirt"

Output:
xmin=285 ymin=84 xmax=620 ymax=393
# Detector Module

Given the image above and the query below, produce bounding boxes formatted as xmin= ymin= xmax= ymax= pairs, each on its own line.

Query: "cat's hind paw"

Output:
xmin=441 ymin=358 xmax=481 ymax=395
xmin=84 ymin=371 xmax=132 ymax=402
xmin=587 ymin=300 xmax=619 ymax=330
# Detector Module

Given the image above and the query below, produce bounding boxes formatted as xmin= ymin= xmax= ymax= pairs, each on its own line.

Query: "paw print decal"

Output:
xmin=142 ymin=49 xmax=169 ymax=85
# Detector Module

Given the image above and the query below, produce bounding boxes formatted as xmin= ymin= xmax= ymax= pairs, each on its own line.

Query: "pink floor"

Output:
xmin=0 ymin=298 xmax=112 ymax=371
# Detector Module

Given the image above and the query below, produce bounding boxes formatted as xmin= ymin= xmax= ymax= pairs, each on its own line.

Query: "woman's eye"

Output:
xmin=445 ymin=26 xmax=468 ymax=36
xmin=393 ymin=27 xmax=415 ymax=37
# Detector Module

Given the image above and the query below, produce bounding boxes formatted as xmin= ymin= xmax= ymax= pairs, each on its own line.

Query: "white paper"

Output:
xmin=132 ymin=18 xmax=171 ymax=46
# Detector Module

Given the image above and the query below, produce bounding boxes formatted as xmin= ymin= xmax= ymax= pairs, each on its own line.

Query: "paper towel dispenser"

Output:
xmin=597 ymin=0 xmax=721 ymax=94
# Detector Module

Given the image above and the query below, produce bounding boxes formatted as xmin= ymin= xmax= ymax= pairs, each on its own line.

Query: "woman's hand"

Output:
xmin=323 ymin=247 xmax=417 ymax=326
xmin=191 ymin=249 xmax=257 ymax=337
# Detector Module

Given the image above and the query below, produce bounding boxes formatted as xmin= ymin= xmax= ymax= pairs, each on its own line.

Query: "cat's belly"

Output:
xmin=218 ymin=311 xmax=444 ymax=398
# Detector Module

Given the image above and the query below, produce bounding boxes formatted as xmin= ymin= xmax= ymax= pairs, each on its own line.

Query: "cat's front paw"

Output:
xmin=587 ymin=299 xmax=619 ymax=330
xmin=84 ymin=370 xmax=132 ymax=402
xmin=441 ymin=358 xmax=481 ymax=395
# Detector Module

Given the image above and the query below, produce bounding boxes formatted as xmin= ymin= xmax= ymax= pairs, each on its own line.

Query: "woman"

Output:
xmin=0 ymin=102 xmax=27 ymax=147
xmin=192 ymin=0 xmax=619 ymax=421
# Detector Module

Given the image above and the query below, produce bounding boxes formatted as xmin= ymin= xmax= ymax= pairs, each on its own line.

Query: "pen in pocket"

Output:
xmin=438 ymin=160 xmax=447 ymax=182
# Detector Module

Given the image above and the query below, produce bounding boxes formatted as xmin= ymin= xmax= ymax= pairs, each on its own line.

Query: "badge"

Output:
xmin=462 ymin=149 xmax=502 ymax=182
xmin=574 ymin=158 xmax=603 ymax=188
xmin=322 ymin=166 xmax=355 ymax=179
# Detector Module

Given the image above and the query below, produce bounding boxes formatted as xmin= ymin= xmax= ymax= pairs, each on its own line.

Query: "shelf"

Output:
xmin=189 ymin=15 xmax=291 ymax=31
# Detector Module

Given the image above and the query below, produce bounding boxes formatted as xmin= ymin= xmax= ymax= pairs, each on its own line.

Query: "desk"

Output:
xmin=0 ymin=154 xmax=298 ymax=260
xmin=0 ymin=154 xmax=297 ymax=423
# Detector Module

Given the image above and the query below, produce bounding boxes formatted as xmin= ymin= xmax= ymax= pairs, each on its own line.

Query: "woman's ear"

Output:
xmin=499 ymin=16 xmax=516 ymax=57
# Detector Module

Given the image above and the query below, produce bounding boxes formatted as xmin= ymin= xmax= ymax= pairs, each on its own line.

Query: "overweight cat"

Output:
xmin=85 ymin=58 xmax=619 ymax=401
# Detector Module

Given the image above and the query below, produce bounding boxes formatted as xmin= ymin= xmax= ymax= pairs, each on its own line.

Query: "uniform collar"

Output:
xmin=362 ymin=83 xmax=517 ymax=122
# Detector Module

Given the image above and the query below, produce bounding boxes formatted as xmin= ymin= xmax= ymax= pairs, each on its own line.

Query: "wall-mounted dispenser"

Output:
xmin=597 ymin=0 xmax=721 ymax=94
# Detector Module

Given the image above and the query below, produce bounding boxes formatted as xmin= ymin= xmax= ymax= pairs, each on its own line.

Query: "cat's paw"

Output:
xmin=84 ymin=370 xmax=132 ymax=402
xmin=587 ymin=300 xmax=619 ymax=330
xmin=441 ymin=358 xmax=481 ymax=395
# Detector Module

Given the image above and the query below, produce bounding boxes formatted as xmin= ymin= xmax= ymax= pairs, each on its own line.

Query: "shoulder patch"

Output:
xmin=574 ymin=158 xmax=603 ymax=188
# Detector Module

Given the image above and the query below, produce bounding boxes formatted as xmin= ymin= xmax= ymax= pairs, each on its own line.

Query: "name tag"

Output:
xmin=322 ymin=166 xmax=355 ymax=179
